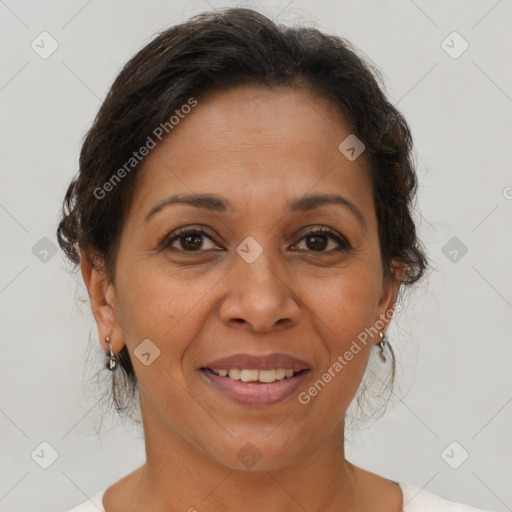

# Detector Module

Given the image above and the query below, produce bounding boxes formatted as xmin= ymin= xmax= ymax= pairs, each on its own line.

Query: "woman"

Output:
xmin=58 ymin=7 xmax=497 ymax=512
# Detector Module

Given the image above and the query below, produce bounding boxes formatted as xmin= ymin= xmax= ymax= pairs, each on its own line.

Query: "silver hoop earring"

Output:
xmin=105 ymin=336 xmax=118 ymax=371
xmin=378 ymin=331 xmax=388 ymax=363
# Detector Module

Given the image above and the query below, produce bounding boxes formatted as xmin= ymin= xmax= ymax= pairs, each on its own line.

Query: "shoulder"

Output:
xmin=63 ymin=490 xmax=106 ymax=512
xmin=399 ymin=482 xmax=498 ymax=512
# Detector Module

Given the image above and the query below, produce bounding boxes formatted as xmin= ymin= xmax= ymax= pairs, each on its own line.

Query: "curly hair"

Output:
xmin=57 ymin=7 xmax=429 ymax=424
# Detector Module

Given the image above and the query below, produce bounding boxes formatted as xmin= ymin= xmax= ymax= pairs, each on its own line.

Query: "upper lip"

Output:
xmin=201 ymin=353 xmax=311 ymax=371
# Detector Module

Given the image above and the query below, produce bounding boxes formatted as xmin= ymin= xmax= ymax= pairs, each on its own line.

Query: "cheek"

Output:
xmin=114 ymin=265 xmax=217 ymax=373
xmin=301 ymin=297 xmax=374 ymax=422
xmin=305 ymin=267 xmax=380 ymax=336
xmin=301 ymin=270 xmax=378 ymax=394
xmin=116 ymin=259 xmax=203 ymax=329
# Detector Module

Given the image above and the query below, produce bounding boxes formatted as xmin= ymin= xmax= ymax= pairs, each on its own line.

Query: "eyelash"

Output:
xmin=158 ymin=225 xmax=350 ymax=254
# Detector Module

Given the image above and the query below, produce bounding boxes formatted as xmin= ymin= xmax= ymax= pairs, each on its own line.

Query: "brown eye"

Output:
xmin=294 ymin=227 xmax=349 ymax=253
xmin=304 ymin=233 xmax=329 ymax=251
xmin=178 ymin=233 xmax=204 ymax=251
xmin=160 ymin=228 xmax=220 ymax=252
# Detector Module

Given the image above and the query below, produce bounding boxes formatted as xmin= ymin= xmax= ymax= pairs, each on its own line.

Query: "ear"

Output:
xmin=80 ymin=250 xmax=124 ymax=355
xmin=374 ymin=262 xmax=404 ymax=343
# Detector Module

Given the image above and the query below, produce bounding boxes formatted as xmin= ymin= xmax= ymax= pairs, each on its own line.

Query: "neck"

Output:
xmin=129 ymin=395 xmax=364 ymax=512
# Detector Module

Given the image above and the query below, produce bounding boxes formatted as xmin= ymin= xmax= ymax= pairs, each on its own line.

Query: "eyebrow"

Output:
xmin=144 ymin=194 xmax=229 ymax=222
xmin=144 ymin=192 xmax=367 ymax=229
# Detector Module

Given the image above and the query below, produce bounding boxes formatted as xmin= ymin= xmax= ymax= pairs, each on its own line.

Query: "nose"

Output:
xmin=218 ymin=249 xmax=301 ymax=333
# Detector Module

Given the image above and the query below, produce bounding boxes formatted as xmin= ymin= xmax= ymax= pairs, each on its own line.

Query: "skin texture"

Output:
xmin=81 ymin=85 xmax=404 ymax=512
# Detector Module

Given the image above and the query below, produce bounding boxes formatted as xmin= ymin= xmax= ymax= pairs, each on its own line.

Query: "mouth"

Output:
xmin=199 ymin=367 xmax=311 ymax=406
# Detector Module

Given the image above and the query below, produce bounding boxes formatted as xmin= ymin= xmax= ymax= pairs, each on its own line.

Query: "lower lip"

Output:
xmin=200 ymin=369 xmax=310 ymax=406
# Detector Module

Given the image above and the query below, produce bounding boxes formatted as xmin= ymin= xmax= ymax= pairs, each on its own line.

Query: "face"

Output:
xmin=83 ymin=85 xmax=402 ymax=471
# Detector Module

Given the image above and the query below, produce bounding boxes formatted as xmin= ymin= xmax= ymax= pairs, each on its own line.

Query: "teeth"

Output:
xmin=240 ymin=369 xmax=259 ymax=382
xmin=228 ymin=369 xmax=240 ymax=380
xmin=210 ymin=368 xmax=300 ymax=383
xmin=275 ymin=369 xmax=286 ymax=380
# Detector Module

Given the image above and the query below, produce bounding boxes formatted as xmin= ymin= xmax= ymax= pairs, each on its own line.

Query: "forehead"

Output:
xmin=129 ymin=85 xmax=373 ymax=219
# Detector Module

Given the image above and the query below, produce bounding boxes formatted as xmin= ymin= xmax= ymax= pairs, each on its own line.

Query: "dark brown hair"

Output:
xmin=57 ymin=7 xmax=429 ymax=421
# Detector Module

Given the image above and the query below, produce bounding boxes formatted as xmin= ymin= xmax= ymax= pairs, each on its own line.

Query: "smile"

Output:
xmin=200 ymin=367 xmax=310 ymax=405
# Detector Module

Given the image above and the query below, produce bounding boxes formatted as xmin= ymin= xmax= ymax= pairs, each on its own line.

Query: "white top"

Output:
xmin=64 ymin=481 xmax=498 ymax=511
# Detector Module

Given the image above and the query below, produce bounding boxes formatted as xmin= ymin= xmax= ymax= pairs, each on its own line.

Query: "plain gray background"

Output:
xmin=0 ymin=1 xmax=511 ymax=511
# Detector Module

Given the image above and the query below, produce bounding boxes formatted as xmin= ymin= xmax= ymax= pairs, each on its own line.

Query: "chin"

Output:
xmin=207 ymin=434 xmax=309 ymax=472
